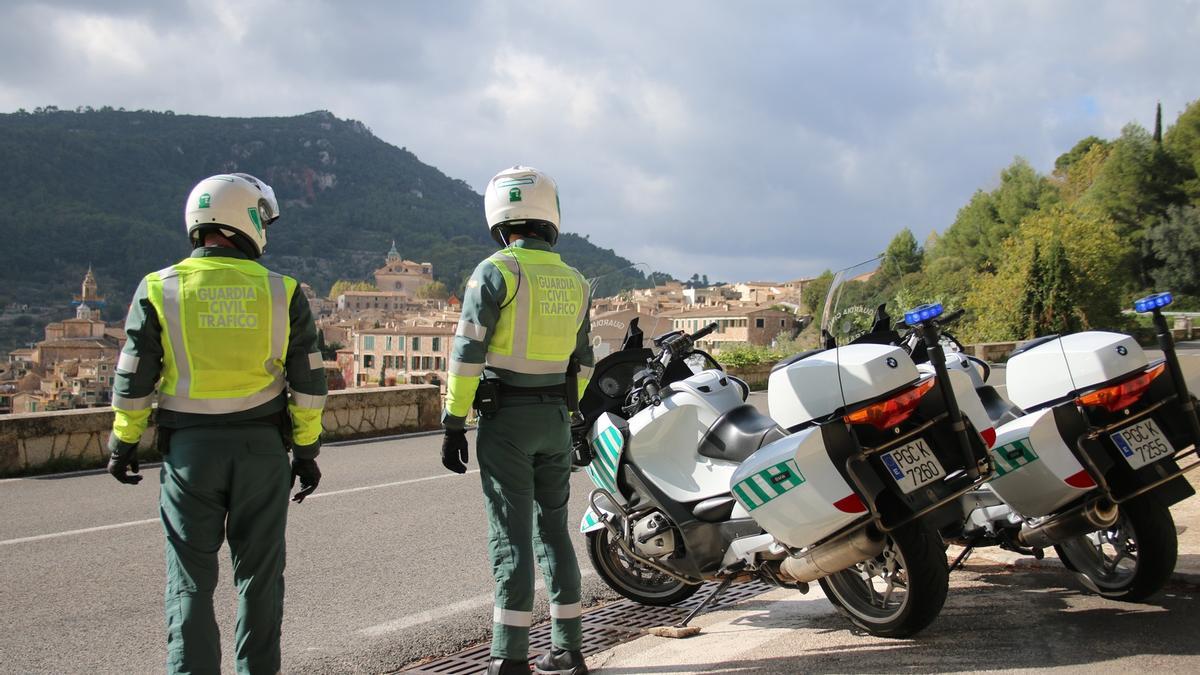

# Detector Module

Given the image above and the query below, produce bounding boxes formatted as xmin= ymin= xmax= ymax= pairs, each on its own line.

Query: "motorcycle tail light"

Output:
xmin=844 ymin=377 xmax=936 ymax=430
xmin=1075 ymin=362 xmax=1166 ymax=413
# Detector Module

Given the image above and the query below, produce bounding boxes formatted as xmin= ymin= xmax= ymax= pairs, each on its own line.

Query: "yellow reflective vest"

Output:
xmin=443 ymin=239 xmax=595 ymax=427
xmin=109 ymin=249 xmax=327 ymax=455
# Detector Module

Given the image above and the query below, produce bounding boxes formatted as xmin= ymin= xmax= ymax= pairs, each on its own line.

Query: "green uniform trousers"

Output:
xmin=159 ymin=424 xmax=291 ymax=675
xmin=477 ymin=397 xmax=583 ymax=660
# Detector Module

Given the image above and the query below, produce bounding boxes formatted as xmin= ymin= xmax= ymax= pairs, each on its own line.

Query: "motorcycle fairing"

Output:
xmin=580 ymin=412 xmax=629 ymax=534
xmin=585 ymin=412 xmax=627 ymax=495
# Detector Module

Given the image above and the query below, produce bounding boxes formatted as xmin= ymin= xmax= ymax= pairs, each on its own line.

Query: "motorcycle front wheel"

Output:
xmin=1054 ymin=493 xmax=1177 ymax=602
xmin=818 ymin=522 xmax=949 ymax=638
xmin=586 ymin=529 xmax=700 ymax=606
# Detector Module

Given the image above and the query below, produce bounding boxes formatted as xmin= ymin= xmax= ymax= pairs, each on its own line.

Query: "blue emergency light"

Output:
xmin=1134 ymin=292 xmax=1173 ymax=313
xmin=904 ymin=303 xmax=944 ymax=327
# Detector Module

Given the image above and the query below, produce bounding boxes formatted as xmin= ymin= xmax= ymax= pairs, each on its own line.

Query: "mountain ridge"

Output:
xmin=0 ymin=107 xmax=650 ymax=351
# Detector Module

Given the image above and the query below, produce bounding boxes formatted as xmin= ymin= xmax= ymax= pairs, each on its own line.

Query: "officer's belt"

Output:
xmin=497 ymin=383 xmax=567 ymax=399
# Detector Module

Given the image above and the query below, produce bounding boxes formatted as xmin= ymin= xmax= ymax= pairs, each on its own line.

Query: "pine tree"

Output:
xmin=1040 ymin=238 xmax=1079 ymax=334
xmin=1019 ymin=243 xmax=1045 ymax=339
xmin=1154 ymin=101 xmax=1163 ymax=145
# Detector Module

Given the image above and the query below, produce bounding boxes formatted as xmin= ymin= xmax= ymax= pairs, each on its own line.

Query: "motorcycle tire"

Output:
xmin=818 ymin=521 xmax=949 ymax=638
xmin=586 ymin=529 xmax=700 ymax=606
xmin=1053 ymin=493 xmax=1177 ymax=602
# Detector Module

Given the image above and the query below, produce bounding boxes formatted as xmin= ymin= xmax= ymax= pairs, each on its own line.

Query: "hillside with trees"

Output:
xmin=0 ymin=107 xmax=654 ymax=351
xmin=822 ymin=100 xmax=1200 ymax=343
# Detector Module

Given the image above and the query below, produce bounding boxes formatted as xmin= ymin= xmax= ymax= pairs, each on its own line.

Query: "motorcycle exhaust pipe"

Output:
xmin=1017 ymin=499 xmax=1119 ymax=549
xmin=778 ymin=527 xmax=886 ymax=583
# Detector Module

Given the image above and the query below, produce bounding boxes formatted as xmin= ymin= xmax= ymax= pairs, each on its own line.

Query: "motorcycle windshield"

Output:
xmin=581 ymin=263 xmax=685 ymax=416
xmin=585 ymin=263 xmax=672 ymax=361
xmin=820 ymin=253 xmax=950 ymax=408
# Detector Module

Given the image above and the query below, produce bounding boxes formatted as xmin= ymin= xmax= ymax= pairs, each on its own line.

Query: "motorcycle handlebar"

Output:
xmin=691 ymin=321 xmax=719 ymax=342
xmin=643 ymin=378 xmax=662 ymax=406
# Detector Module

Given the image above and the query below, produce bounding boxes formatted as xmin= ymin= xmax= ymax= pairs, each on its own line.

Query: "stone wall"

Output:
xmin=0 ymin=385 xmax=441 ymax=476
xmin=725 ymin=364 xmax=774 ymax=391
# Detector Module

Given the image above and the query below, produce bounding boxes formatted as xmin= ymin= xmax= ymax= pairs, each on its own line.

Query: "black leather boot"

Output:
xmin=533 ymin=648 xmax=588 ymax=675
xmin=487 ymin=657 xmax=530 ymax=674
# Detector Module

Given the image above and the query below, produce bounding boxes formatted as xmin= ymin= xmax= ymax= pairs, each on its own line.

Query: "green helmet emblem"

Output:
xmin=508 ymin=187 xmax=522 ymax=202
xmin=246 ymin=207 xmax=263 ymax=235
xmin=198 ymin=193 xmax=211 ymax=208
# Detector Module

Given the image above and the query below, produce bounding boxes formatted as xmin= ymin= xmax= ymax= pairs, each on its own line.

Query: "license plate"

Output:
xmin=1110 ymin=418 xmax=1175 ymax=470
xmin=881 ymin=439 xmax=945 ymax=494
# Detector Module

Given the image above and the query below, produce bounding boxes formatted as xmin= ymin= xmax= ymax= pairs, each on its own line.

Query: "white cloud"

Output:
xmin=1 ymin=0 xmax=1199 ymax=282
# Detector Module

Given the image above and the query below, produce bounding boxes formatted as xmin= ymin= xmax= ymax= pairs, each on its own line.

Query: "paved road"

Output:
xmin=4 ymin=340 xmax=1200 ymax=674
xmin=0 ymin=428 xmax=625 ymax=674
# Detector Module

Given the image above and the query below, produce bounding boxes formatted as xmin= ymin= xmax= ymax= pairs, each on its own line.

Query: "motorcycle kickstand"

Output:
xmin=647 ymin=575 xmax=736 ymax=639
xmin=680 ymin=576 xmax=735 ymax=628
xmin=949 ymin=542 xmax=976 ymax=572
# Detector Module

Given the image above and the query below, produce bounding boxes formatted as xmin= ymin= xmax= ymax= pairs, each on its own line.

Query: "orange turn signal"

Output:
xmin=844 ymin=377 xmax=936 ymax=430
xmin=1075 ymin=362 xmax=1166 ymax=413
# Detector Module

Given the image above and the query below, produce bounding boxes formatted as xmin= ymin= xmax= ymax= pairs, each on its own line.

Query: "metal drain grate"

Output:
xmin=404 ymin=580 xmax=773 ymax=674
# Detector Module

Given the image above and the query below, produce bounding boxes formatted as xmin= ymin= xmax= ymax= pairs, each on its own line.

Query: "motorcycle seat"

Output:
xmin=691 ymin=494 xmax=736 ymax=522
xmin=977 ymin=385 xmax=1024 ymax=427
xmin=698 ymin=404 xmax=787 ymax=464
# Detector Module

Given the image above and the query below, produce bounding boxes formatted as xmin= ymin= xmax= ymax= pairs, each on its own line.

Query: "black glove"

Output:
xmin=107 ymin=445 xmax=143 ymax=485
xmin=570 ymin=414 xmax=592 ymax=469
xmin=442 ymin=430 xmax=469 ymax=474
xmin=291 ymin=457 xmax=321 ymax=503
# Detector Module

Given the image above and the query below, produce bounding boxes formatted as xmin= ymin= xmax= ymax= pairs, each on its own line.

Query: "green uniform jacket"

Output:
xmin=442 ymin=238 xmax=595 ymax=429
xmin=108 ymin=247 xmax=327 ymax=458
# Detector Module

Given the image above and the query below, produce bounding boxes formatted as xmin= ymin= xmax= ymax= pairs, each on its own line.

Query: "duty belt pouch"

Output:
xmin=474 ymin=378 xmax=501 ymax=416
xmin=155 ymin=426 xmax=174 ymax=455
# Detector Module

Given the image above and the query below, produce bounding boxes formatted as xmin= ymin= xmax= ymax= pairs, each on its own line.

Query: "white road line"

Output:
xmin=0 ymin=518 xmax=161 ymax=547
xmin=304 ymin=470 xmax=479 ymax=501
xmin=0 ymin=470 xmax=479 ymax=547
xmin=359 ymin=570 xmax=598 ymax=637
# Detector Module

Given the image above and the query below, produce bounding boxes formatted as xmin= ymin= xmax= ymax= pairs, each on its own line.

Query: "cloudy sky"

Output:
xmin=2 ymin=1 xmax=1198 ymax=282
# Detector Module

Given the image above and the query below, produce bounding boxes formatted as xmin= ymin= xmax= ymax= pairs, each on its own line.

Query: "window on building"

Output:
xmin=423 ymin=356 xmax=433 ymax=370
xmin=386 ymin=336 xmax=393 ymax=351
xmin=432 ymin=337 xmax=441 ymax=352
xmin=364 ymin=335 xmax=375 ymax=350
xmin=412 ymin=337 xmax=421 ymax=352
xmin=435 ymin=356 xmax=443 ymax=370
xmin=397 ymin=336 xmax=405 ymax=350
xmin=780 ymin=319 xmax=786 ymax=327
xmin=363 ymin=355 xmax=375 ymax=368
xmin=397 ymin=356 xmax=406 ymax=370
xmin=755 ymin=318 xmax=764 ymax=328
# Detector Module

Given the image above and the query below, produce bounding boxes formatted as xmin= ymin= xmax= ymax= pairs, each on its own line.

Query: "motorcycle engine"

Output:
xmin=632 ymin=511 xmax=675 ymax=558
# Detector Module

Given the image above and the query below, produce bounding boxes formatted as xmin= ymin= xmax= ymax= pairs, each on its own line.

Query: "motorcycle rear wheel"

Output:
xmin=818 ymin=522 xmax=949 ymax=638
xmin=586 ymin=529 xmax=700 ymax=606
xmin=1054 ymin=493 xmax=1177 ymax=602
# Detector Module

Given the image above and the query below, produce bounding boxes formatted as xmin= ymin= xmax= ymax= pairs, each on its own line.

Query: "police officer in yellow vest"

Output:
xmin=106 ymin=173 xmax=327 ymax=675
xmin=442 ymin=166 xmax=595 ymax=675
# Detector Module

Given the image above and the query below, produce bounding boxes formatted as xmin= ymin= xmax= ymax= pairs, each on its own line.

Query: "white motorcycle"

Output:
xmin=927 ymin=292 xmax=1200 ymax=601
xmin=575 ymin=290 xmax=993 ymax=637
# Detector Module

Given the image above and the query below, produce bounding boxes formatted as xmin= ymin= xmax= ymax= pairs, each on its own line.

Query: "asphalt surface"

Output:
xmin=0 ymin=428 xmax=624 ymax=674
xmin=4 ymin=341 xmax=1200 ymax=674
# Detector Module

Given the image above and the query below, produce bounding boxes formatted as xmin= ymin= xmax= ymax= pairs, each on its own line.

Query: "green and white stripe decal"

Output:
xmin=585 ymin=423 xmax=624 ymax=494
xmin=580 ymin=508 xmax=602 ymax=533
xmin=992 ymin=439 xmax=1040 ymax=476
xmin=732 ymin=459 xmax=806 ymax=511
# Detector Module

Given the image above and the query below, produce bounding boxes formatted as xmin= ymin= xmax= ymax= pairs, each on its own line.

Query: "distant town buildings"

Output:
xmin=374 ymin=241 xmax=434 ymax=296
xmin=1 ymin=242 xmax=817 ymax=416
xmin=3 ymin=268 xmax=124 ymax=413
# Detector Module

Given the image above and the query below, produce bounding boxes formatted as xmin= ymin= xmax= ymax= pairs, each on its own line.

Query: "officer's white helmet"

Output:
xmin=184 ymin=173 xmax=280 ymax=257
xmin=484 ymin=166 xmax=560 ymax=246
